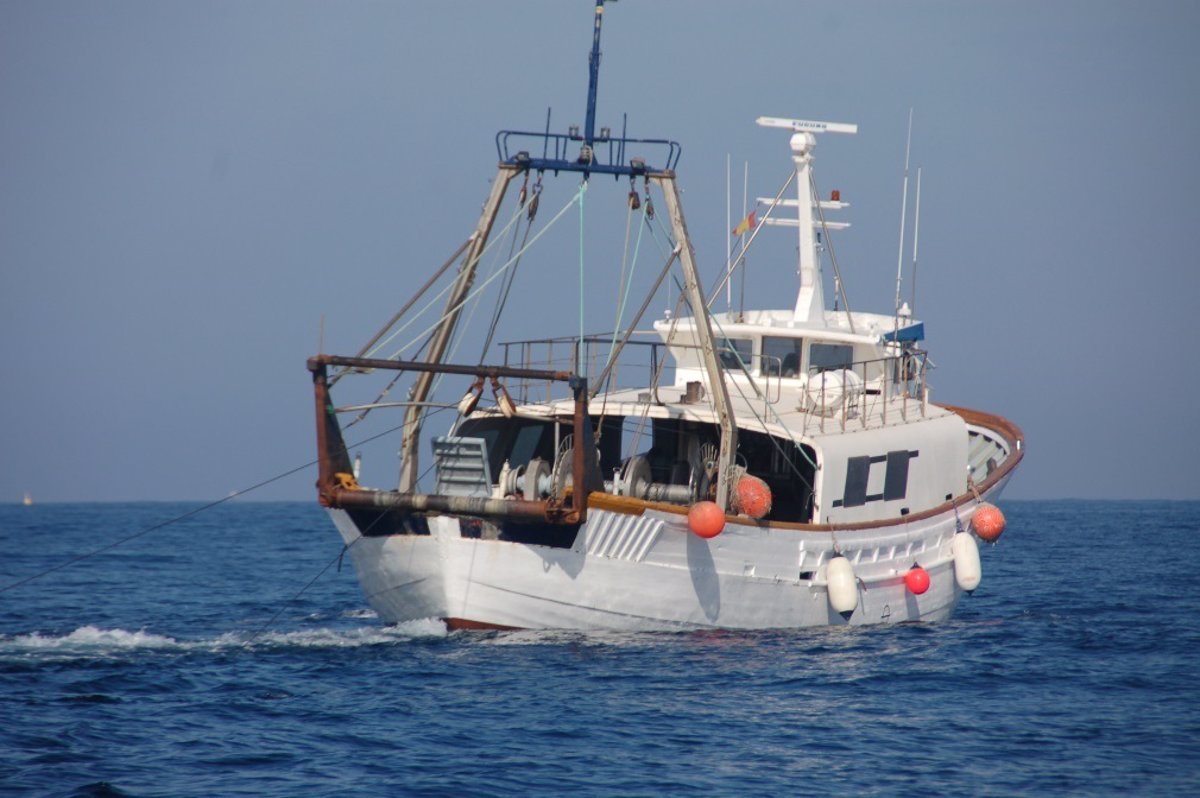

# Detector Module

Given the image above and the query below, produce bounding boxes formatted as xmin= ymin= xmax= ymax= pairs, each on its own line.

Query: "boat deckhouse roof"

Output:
xmin=509 ymin=382 xmax=957 ymax=445
xmin=676 ymin=309 xmax=923 ymax=347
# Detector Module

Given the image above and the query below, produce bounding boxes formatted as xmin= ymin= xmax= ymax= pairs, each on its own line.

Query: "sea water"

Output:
xmin=2 ymin=501 xmax=1198 ymax=797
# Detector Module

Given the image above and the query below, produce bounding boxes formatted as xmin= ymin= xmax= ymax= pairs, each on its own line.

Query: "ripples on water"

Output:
xmin=2 ymin=501 xmax=1198 ymax=796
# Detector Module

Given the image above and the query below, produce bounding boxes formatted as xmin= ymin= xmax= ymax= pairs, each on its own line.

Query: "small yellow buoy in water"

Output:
xmin=827 ymin=554 xmax=858 ymax=615
xmin=687 ymin=501 xmax=726 ymax=539
xmin=972 ymin=503 xmax=1007 ymax=542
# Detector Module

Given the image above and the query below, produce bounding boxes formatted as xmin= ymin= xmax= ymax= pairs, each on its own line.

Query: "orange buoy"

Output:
xmin=687 ymin=501 xmax=726 ymax=539
xmin=733 ymin=474 xmax=772 ymax=520
xmin=972 ymin=503 xmax=1007 ymax=543
xmin=904 ymin=565 xmax=931 ymax=595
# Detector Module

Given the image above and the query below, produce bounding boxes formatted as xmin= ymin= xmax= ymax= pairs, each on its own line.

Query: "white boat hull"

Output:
xmin=328 ymin=475 xmax=1011 ymax=630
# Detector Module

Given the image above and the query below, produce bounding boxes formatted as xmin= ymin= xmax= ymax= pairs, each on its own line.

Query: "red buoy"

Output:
xmin=972 ymin=503 xmax=1007 ymax=543
xmin=904 ymin=565 xmax=931 ymax=595
xmin=687 ymin=501 xmax=726 ymax=539
xmin=733 ymin=474 xmax=773 ymax=520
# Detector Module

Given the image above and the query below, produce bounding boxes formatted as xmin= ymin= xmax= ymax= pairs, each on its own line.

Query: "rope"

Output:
xmin=810 ymin=170 xmax=854 ymax=332
xmin=346 ymin=328 xmax=439 ymax=429
xmin=626 ymin=281 xmax=692 ymax=462
xmin=365 ymin=200 xmax=528 ymax=360
xmin=386 ymin=185 xmax=586 ymax=361
xmin=331 ymin=235 xmax=475 ymax=387
xmin=0 ymin=419 xmax=415 ymax=595
xmin=245 ymin=536 xmax=362 ymax=643
xmin=705 ymin=169 xmax=796 ymax=310
xmin=606 ymin=198 xmax=648 ymax=372
xmin=578 ymin=180 xmax=588 ymax=368
xmin=712 ymin=335 xmax=816 ymax=494
xmin=709 ymin=314 xmax=819 ymax=475
xmin=479 ymin=191 xmax=537 ymax=363
xmin=594 ymin=192 xmax=649 ymax=431
xmin=967 ymin=475 xmax=983 ymax=504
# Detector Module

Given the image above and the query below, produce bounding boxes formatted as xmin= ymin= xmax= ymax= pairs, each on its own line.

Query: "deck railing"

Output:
xmin=497 ymin=332 xmax=933 ymax=433
xmin=499 ymin=333 xmax=665 ymax=403
xmin=802 ymin=350 xmax=931 ymax=433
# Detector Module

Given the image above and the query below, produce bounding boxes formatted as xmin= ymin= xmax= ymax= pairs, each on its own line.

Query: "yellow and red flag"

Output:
xmin=732 ymin=210 xmax=756 ymax=236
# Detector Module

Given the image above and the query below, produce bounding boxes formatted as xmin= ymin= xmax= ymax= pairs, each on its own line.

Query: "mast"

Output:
xmin=396 ymin=0 xmax=709 ymax=496
xmin=398 ymin=167 xmax=518 ymax=492
xmin=894 ymin=109 xmax=914 ymax=331
xmin=654 ymin=173 xmax=738 ymax=510
xmin=910 ymin=166 xmax=922 ymax=316
xmin=756 ymin=117 xmax=857 ymax=323
xmin=583 ymin=0 xmax=606 ymax=152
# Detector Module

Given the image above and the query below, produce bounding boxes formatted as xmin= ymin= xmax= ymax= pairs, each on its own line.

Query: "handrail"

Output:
xmin=495 ymin=130 xmax=682 ymax=178
xmin=500 ymin=334 xmax=666 ymax=402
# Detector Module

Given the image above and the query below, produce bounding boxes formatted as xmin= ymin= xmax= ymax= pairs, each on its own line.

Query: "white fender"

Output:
xmin=951 ymin=532 xmax=982 ymax=592
xmin=826 ymin=555 xmax=858 ymax=614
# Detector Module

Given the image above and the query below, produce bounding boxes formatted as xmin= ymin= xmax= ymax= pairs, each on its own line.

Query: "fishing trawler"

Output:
xmin=307 ymin=1 xmax=1022 ymax=630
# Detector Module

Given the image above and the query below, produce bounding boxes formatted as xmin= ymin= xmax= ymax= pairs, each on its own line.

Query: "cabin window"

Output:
xmin=763 ymin=336 xmax=803 ymax=377
xmin=455 ymin=417 xmax=556 ymax=477
xmin=718 ymin=337 xmax=753 ymax=371
xmin=737 ymin=430 xmax=817 ymax=522
xmin=508 ymin=423 xmax=545 ymax=469
xmin=454 ymin=416 xmax=623 ymax=484
xmin=809 ymin=342 xmax=855 ymax=373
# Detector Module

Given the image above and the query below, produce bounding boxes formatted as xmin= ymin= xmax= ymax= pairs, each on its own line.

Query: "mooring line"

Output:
xmin=245 ymin=540 xmax=354 ymax=644
xmin=244 ymin=503 xmax=397 ymax=643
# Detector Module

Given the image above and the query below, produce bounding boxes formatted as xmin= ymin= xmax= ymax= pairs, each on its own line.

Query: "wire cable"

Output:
xmin=0 ymin=420 xmax=412 ymax=595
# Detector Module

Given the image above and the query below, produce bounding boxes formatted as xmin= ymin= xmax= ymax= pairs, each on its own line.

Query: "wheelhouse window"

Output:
xmin=763 ymin=336 xmax=803 ymax=377
xmin=454 ymin=417 xmax=556 ymax=478
xmin=809 ymin=342 xmax=855 ymax=373
xmin=718 ymin=337 xmax=753 ymax=371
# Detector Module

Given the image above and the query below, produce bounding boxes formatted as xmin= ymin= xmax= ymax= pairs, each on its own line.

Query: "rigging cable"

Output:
xmin=245 ymin=538 xmax=361 ymax=644
xmin=627 ymin=276 xmax=692 ymax=462
xmin=578 ymin=179 xmax=588 ymax=371
xmin=637 ymin=199 xmax=821 ymax=489
xmin=396 ymin=200 xmax=527 ymax=427
xmin=330 ymin=235 xmax=475 ymax=388
xmin=385 ymin=184 xmax=587 ymax=361
xmin=479 ymin=176 xmax=541 ymax=363
xmin=0 ymin=419 xmax=416 ymax=596
xmin=345 ymin=204 xmax=512 ymax=430
xmin=594 ymin=191 xmax=653 ymax=436
xmin=810 ymin=170 xmax=855 ymax=332
xmin=705 ymin=169 xmax=796 ymax=310
xmin=708 ymin=315 xmax=818 ymax=479
xmin=365 ymin=199 xmax=529 ymax=361
xmin=605 ymin=184 xmax=648 ymax=377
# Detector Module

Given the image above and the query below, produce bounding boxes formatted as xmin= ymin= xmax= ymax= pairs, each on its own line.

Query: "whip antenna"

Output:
xmin=893 ymin=108 xmax=913 ymax=334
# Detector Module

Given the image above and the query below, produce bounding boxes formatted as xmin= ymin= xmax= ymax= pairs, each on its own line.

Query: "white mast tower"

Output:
xmin=756 ymin=117 xmax=857 ymax=324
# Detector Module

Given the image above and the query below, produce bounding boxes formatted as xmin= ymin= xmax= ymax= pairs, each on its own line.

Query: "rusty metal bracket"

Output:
xmin=309 ymin=355 xmax=592 ymax=524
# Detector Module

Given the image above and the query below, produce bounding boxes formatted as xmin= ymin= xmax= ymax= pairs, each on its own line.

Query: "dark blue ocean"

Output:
xmin=2 ymin=501 xmax=1198 ymax=797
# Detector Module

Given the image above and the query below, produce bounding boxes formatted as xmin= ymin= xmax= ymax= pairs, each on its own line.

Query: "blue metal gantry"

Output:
xmin=494 ymin=0 xmax=680 ymax=179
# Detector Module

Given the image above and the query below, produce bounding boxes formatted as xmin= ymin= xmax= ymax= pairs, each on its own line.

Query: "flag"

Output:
xmin=732 ymin=210 xmax=756 ymax=236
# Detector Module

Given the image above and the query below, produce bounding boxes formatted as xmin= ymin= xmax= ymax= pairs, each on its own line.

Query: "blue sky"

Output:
xmin=2 ymin=1 xmax=1197 ymax=502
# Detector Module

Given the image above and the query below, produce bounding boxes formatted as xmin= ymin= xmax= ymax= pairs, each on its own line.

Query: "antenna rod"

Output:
xmin=725 ymin=153 xmax=732 ymax=311
xmin=894 ymin=109 xmax=913 ymax=322
xmin=739 ymin=160 xmax=748 ymax=318
xmin=583 ymin=0 xmax=607 ymax=148
xmin=910 ymin=166 xmax=922 ymax=316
